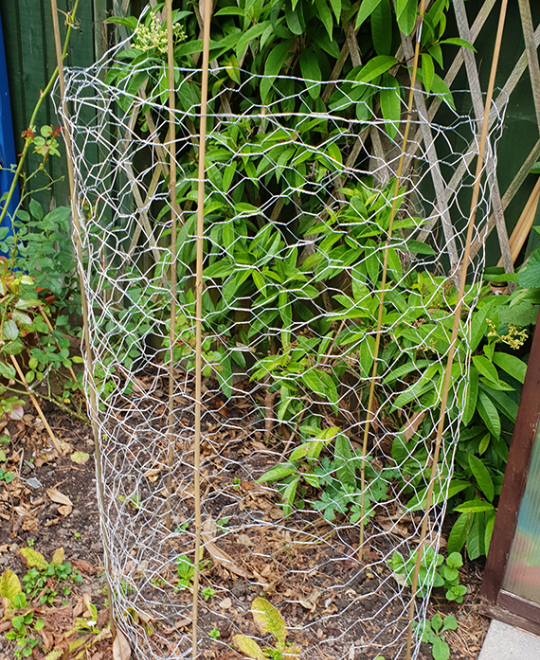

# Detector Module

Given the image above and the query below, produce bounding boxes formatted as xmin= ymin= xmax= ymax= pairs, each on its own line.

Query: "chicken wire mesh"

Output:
xmin=56 ymin=35 xmax=505 ymax=660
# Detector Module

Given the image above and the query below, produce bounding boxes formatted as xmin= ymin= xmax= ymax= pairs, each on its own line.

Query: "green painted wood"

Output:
xmin=0 ymin=0 xmax=111 ymax=209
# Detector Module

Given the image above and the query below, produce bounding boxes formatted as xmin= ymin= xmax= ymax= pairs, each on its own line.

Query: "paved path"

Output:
xmin=478 ymin=620 xmax=540 ymax=659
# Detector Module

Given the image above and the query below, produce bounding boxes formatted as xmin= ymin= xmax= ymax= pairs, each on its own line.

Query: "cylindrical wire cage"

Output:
xmin=56 ymin=38 xmax=506 ymax=659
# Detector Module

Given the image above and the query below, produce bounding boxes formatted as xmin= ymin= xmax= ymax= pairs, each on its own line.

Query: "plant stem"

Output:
xmin=4 ymin=383 xmax=90 ymax=426
xmin=0 ymin=0 xmax=81 ymax=228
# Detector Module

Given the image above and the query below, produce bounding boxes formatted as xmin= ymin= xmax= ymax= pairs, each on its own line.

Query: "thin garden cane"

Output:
xmin=192 ymin=0 xmax=213 ymax=655
xmin=9 ymin=354 xmax=61 ymax=454
xmin=359 ymin=0 xmax=427 ymax=558
xmin=49 ymin=0 xmax=116 ymax=635
xmin=404 ymin=2 xmax=509 ymax=659
xmin=165 ymin=0 xmax=178 ymax=544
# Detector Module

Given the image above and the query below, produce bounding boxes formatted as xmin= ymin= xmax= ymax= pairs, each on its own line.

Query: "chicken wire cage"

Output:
xmin=55 ymin=31 xmax=505 ymax=660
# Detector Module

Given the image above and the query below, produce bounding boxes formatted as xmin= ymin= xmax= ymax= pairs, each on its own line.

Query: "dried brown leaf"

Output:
xmin=202 ymin=518 xmax=250 ymax=578
xmin=113 ymin=628 xmax=131 ymax=660
xmin=403 ymin=411 xmax=426 ymax=442
xmin=46 ymin=488 xmax=73 ymax=507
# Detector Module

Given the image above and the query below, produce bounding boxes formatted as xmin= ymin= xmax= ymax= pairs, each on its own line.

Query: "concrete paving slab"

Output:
xmin=478 ymin=620 xmax=540 ymax=660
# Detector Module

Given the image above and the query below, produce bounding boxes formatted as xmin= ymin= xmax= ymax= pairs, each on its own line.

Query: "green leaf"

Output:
xmin=472 ymin=355 xmax=500 ymax=386
xmin=3 ymin=320 xmax=19 ymax=341
xmin=432 ymin=637 xmax=450 ymax=660
xmin=447 ymin=513 xmax=469 ymax=554
xmin=257 ymin=464 xmax=297 ymax=484
xmin=442 ymin=615 xmax=458 ymax=632
xmin=233 ymin=634 xmax=266 ymax=659
xmin=421 ymin=53 xmax=434 ymax=93
xmin=467 ymin=512 xmax=485 ymax=560
xmin=492 ymin=352 xmax=527 ymax=384
xmin=371 ymin=0 xmax=392 ymax=55
xmin=0 ymin=361 xmax=16 ymax=380
xmin=20 ymin=547 xmax=49 ymax=570
xmin=477 ymin=391 xmax=501 ymax=438
xmin=315 ymin=0 xmax=334 ymax=40
xmin=431 ymin=73 xmax=455 ymax=109
xmin=439 ymin=37 xmax=476 ymax=51
xmin=356 ymin=55 xmax=397 ymax=84
xmin=261 ymin=40 xmax=293 ymax=103
xmin=0 ymin=569 xmax=22 ymax=604
xmin=29 ymin=198 xmax=44 ymax=221
xmin=355 ymin=0 xmax=384 ymax=30
xmin=431 ymin=613 xmax=443 ymax=634
xmin=485 ymin=510 xmax=496 ymax=554
xmin=454 ymin=499 xmax=494 ymax=514
xmin=380 ymin=73 xmax=401 ymax=140
xmin=406 ymin=479 xmax=469 ymax=512
xmin=329 ymin=0 xmax=341 ymax=23
xmin=251 ymin=597 xmax=287 ymax=648
xmin=395 ymin=0 xmax=417 ymax=36
xmin=334 ymin=434 xmax=355 ymax=487
xmin=478 ymin=432 xmax=491 ymax=455
xmin=468 ymin=454 xmax=494 ymax=502
xmin=299 ymin=49 xmax=322 ymax=99
xmin=462 ymin=367 xmax=478 ymax=427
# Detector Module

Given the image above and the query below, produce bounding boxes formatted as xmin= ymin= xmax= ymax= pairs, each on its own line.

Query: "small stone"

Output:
xmin=219 ymin=597 xmax=232 ymax=610
xmin=26 ymin=477 xmax=41 ymax=489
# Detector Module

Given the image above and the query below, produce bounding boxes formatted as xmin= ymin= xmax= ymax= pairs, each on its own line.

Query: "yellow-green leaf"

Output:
xmin=232 ymin=634 xmax=266 ymax=659
xmin=251 ymin=597 xmax=287 ymax=648
xmin=71 ymin=451 xmax=90 ymax=465
xmin=52 ymin=547 xmax=65 ymax=567
xmin=20 ymin=547 xmax=48 ymax=570
xmin=43 ymin=650 xmax=64 ymax=660
xmin=0 ymin=569 xmax=22 ymax=603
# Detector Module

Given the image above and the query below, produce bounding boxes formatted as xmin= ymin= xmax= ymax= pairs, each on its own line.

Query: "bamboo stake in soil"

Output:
xmin=165 ymin=0 xmax=178 ymax=544
xmin=404 ymin=2 xmax=509 ymax=658
xmin=192 ymin=0 xmax=213 ymax=655
xmin=50 ymin=0 xmax=116 ymax=637
xmin=10 ymin=355 xmax=61 ymax=454
xmin=359 ymin=0 xmax=426 ymax=558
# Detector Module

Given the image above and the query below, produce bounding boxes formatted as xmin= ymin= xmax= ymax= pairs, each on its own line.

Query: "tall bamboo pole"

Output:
xmin=192 ymin=0 xmax=213 ymax=655
xmin=165 ymin=0 xmax=178 ymax=544
xmin=49 ymin=0 xmax=115 ymax=633
xmin=404 ymin=2 xmax=509 ymax=658
xmin=359 ymin=0 xmax=427 ymax=557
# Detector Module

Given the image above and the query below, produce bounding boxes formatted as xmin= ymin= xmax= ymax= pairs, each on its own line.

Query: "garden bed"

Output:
xmin=0 ymin=391 xmax=490 ymax=660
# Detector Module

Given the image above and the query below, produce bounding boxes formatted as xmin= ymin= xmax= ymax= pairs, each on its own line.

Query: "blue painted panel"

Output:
xmin=0 ymin=11 xmax=20 ymax=244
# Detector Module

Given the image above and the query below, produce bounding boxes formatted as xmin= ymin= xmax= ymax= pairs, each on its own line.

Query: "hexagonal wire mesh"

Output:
xmin=55 ymin=26 xmax=506 ymax=660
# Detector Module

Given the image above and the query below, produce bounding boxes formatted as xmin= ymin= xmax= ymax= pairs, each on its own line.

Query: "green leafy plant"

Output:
xmin=233 ymin=598 xmax=301 ymax=659
xmin=413 ymin=613 xmax=457 ymax=660
xmin=201 ymin=586 xmax=216 ymax=601
xmin=208 ymin=625 xmax=220 ymax=640
xmin=389 ymin=549 xmax=466 ymax=603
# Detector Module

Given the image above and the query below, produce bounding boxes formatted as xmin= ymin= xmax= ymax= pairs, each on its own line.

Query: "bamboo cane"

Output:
xmin=192 ymin=0 xmax=213 ymax=655
xmin=10 ymin=355 xmax=61 ymax=454
xmin=165 ymin=0 xmax=178 ymax=545
xmin=49 ymin=0 xmax=116 ymax=636
xmin=497 ymin=177 xmax=540 ymax=266
xmin=404 ymin=2 xmax=509 ymax=658
xmin=359 ymin=0 xmax=427 ymax=558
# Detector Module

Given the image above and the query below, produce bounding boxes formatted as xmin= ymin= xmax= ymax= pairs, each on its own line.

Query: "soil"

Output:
xmin=0 ymin=394 xmax=490 ymax=660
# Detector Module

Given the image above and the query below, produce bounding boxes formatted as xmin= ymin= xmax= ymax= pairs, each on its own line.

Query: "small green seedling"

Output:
xmin=176 ymin=554 xmax=195 ymax=589
xmin=201 ymin=586 xmax=216 ymax=600
xmin=209 ymin=626 xmax=220 ymax=640
xmin=413 ymin=613 xmax=457 ymax=660
xmin=389 ymin=549 xmax=467 ymax=603
xmin=233 ymin=597 xmax=301 ymax=659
